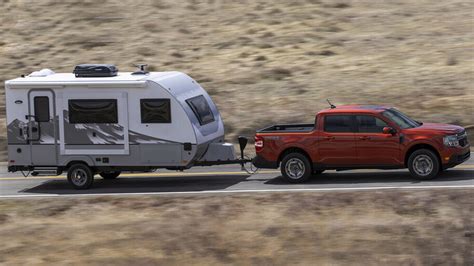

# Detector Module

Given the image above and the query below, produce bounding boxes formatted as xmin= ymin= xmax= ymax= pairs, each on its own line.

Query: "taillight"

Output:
xmin=255 ymin=135 xmax=264 ymax=152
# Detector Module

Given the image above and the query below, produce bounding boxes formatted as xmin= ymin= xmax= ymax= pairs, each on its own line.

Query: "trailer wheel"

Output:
xmin=67 ymin=164 xmax=94 ymax=190
xmin=407 ymin=149 xmax=440 ymax=180
xmin=281 ymin=152 xmax=312 ymax=183
xmin=99 ymin=171 xmax=121 ymax=180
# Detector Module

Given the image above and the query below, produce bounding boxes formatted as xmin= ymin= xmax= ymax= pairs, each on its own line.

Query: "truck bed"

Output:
xmin=257 ymin=123 xmax=315 ymax=133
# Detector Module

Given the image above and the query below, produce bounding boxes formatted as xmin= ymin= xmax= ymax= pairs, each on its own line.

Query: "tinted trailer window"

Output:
xmin=186 ymin=95 xmax=215 ymax=125
xmin=140 ymin=99 xmax=171 ymax=123
xmin=69 ymin=99 xmax=118 ymax=123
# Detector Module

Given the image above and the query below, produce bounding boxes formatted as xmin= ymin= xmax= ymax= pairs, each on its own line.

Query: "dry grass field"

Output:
xmin=0 ymin=189 xmax=472 ymax=265
xmin=0 ymin=0 xmax=473 ymax=161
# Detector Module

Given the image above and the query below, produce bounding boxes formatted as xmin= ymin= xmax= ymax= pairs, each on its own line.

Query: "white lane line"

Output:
xmin=0 ymin=184 xmax=473 ymax=198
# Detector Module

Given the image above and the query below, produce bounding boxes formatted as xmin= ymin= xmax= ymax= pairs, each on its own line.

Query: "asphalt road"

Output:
xmin=0 ymin=154 xmax=473 ymax=197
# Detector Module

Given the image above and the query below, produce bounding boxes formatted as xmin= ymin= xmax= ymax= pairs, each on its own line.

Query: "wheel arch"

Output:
xmin=65 ymin=160 xmax=94 ymax=171
xmin=404 ymin=143 xmax=441 ymax=167
xmin=62 ymin=156 xmax=94 ymax=169
xmin=278 ymin=147 xmax=312 ymax=165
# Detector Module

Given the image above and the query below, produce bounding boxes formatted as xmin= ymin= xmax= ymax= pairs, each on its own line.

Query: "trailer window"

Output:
xmin=186 ymin=95 xmax=215 ymax=126
xmin=324 ymin=115 xmax=353 ymax=133
xmin=34 ymin=96 xmax=50 ymax=122
xmin=140 ymin=99 xmax=171 ymax=123
xmin=68 ymin=99 xmax=118 ymax=124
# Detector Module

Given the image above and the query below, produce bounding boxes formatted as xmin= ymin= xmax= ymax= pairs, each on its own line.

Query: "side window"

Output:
xmin=356 ymin=115 xmax=388 ymax=133
xmin=186 ymin=95 xmax=215 ymax=126
xmin=69 ymin=99 xmax=118 ymax=124
xmin=34 ymin=96 xmax=50 ymax=122
xmin=140 ymin=99 xmax=171 ymax=123
xmin=324 ymin=115 xmax=353 ymax=133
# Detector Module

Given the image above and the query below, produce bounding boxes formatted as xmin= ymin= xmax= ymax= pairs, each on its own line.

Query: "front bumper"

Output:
xmin=443 ymin=150 xmax=471 ymax=169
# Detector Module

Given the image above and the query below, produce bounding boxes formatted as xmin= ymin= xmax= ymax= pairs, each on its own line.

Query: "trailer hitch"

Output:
xmin=238 ymin=136 xmax=259 ymax=174
xmin=194 ymin=136 xmax=259 ymax=174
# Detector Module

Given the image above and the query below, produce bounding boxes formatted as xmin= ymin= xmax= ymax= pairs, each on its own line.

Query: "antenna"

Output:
xmin=327 ymin=99 xmax=336 ymax=109
xmin=132 ymin=64 xmax=149 ymax=75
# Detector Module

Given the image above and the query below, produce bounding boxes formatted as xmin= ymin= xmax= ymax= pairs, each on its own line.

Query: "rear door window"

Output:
xmin=324 ymin=115 xmax=354 ymax=133
xmin=356 ymin=115 xmax=388 ymax=133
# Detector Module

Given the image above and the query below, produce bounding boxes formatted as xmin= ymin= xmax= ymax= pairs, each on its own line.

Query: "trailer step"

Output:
xmin=31 ymin=167 xmax=61 ymax=176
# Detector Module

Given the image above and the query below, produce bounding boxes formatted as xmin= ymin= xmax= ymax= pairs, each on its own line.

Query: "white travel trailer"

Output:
xmin=5 ymin=65 xmax=241 ymax=189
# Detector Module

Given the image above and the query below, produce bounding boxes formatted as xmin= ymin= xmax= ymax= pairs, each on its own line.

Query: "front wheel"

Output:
xmin=99 ymin=171 xmax=121 ymax=180
xmin=408 ymin=149 xmax=440 ymax=180
xmin=280 ymin=152 xmax=312 ymax=183
xmin=67 ymin=164 xmax=94 ymax=190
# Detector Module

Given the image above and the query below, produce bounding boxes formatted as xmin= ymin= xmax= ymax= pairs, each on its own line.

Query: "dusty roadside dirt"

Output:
xmin=0 ymin=189 xmax=472 ymax=265
xmin=1 ymin=0 xmax=473 ymax=161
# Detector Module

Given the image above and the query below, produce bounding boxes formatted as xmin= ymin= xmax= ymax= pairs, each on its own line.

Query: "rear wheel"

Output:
xmin=67 ymin=164 xmax=94 ymax=190
xmin=99 ymin=171 xmax=121 ymax=180
xmin=280 ymin=152 xmax=312 ymax=183
xmin=408 ymin=149 xmax=440 ymax=180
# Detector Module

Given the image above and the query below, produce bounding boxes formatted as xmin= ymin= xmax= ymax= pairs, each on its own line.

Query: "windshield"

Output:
xmin=382 ymin=108 xmax=421 ymax=129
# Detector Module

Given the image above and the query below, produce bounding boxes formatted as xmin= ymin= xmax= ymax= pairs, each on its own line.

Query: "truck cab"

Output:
xmin=254 ymin=105 xmax=470 ymax=183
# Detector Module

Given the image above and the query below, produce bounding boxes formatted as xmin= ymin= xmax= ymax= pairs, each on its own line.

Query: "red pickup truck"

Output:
xmin=253 ymin=105 xmax=470 ymax=182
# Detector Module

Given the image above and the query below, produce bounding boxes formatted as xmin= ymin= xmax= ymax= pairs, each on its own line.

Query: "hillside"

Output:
xmin=1 ymin=0 xmax=473 ymax=160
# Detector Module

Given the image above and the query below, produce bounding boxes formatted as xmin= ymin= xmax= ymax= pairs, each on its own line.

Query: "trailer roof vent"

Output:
xmin=73 ymin=64 xmax=118 ymax=77
xmin=28 ymin=69 xmax=55 ymax=77
xmin=131 ymin=64 xmax=149 ymax=75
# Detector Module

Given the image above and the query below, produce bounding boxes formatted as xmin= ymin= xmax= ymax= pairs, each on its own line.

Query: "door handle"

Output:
xmin=324 ymin=136 xmax=335 ymax=140
xmin=359 ymin=136 xmax=370 ymax=140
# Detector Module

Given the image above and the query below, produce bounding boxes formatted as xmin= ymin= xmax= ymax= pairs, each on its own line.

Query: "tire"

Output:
xmin=407 ymin=149 xmax=440 ymax=180
xmin=99 ymin=171 xmax=121 ymax=180
xmin=280 ymin=152 xmax=312 ymax=183
xmin=67 ymin=164 xmax=94 ymax=190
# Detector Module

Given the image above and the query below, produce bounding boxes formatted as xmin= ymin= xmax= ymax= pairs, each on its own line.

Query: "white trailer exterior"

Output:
xmin=5 ymin=69 xmax=235 ymax=187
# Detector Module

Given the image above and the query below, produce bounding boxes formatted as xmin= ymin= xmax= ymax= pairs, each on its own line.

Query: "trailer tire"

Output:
xmin=67 ymin=164 xmax=94 ymax=190
xmin=281 ymin=152 xmax=312 ymax=183
xmin=99 ymin=171 xmax=121 ymax=180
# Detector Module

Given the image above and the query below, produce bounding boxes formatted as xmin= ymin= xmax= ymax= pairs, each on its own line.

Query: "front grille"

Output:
xmin=456 ymin=129 xmax=468 ymax=147
xmin=459 ymin=137 xmax=468 ymax=147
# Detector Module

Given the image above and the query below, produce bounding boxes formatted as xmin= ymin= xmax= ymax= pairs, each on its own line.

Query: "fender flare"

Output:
xmin=61 ymin=156 xmax=95 ymax=168
xmin=403 ymin=139 xmax=441 ymax=165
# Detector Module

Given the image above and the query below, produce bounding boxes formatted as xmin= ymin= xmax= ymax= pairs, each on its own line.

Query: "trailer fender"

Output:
xmin=62 ymin=156 xmax=95 ymax=168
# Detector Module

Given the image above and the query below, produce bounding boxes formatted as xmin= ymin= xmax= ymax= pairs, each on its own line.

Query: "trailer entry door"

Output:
xmin=28 ymin=90 xmax=58 ymax=166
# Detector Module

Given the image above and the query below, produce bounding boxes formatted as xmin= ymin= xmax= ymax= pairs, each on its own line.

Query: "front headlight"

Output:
xmin=443 ymin=135 xmax=459 ymax=147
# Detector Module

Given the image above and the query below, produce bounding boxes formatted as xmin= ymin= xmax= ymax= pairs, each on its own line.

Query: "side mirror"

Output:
xmin=383 ymin=127 xmax=396 ymax=135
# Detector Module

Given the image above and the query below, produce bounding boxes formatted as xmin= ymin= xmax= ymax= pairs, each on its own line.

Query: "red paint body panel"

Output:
xmin=255 ymin=105 xmax=470 ymax=170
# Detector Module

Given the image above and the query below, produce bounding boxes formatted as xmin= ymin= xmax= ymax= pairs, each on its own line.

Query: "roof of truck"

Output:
xmin=5 ymin=71 xmax=182 ymax=88
xmin=318 ymin=105 xmax=391 ymax=115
